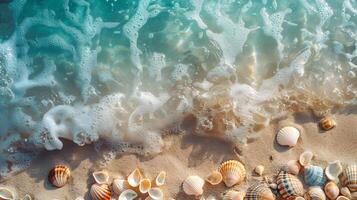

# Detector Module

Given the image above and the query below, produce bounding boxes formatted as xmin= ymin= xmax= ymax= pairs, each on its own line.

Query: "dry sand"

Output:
xmin=2 ymin=111 xmax=357 ymax=199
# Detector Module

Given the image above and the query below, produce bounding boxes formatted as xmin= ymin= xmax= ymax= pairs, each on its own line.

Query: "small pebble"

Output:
xmin=254 ymin=165 xmax=265 ymax=176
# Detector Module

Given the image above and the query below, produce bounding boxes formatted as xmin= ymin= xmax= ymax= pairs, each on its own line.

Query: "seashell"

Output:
xmin=0 ymin=187 xmax=15 ymax=200
xmin=118 ymin=189 xmax=137 ymax=200
xmin=75 ymin=197 xmax=84 ymax=200
xmin=324 ymin=182 xmax=339 ymax=200
xmin=112 ymin=179 xmax=131 ymax=195
xmin=48 ymin=165 xmax=71 ymax=188
xmin=206 ymin=171 xmax=223 ymax=185
xmin=336 ymin=196 xmax=350 ymax=200
xmin=148 ymin=187 xmax=164 ymax=200
xmin=90 ymin=183 xmax=111 ymax=200
xmin=283 ymin=160 xmax=302 ymax=175
xmin=351 ymin=192 xmax=357 ymax=200
xmin=269 ymin=184 xmax=277 ymax=190
xmin=304 ymin=165 xmax=327 ymax=186
xmin=325 ymin=161 xmax=343 ymax=183
xmin=276 ymin=126 xmax=300 ymax=147
xmin=219 ymin=160 xmax=246 ymax=187
xmin=21 ymin=194 xmax=32 ymax=200
xmin=340 ymin=187 xmax=352 ymax=199
xmin=139 ymin=178 xmax=152 ymax=194
xmin=276 ymin=171 xmax=304 ymax=199
xmin=255 ymin=165 xmax=265 ymax=176
xmin=182 ymin=175 xmax=205 ymax=196
xmin=222 ymin=190 xmax=245 ymax=200
xmin=245 ymin=182 xmax=275 ymax=200
xmin=319 ymin=117 xmax=336 ymax=131
xmin=341 ymin=165 xmax=357 ymax=192
xmin=155 ymin=171 xmax=166 ymax=186
xmin=93 ymin=171 xmax=109 ymax=184
xmin=299 ymin=151 xmax=314 ymax=166
xmin=305 ymin=187 xmax=326 ymax=200
xmin=296 ymin=197 xmax=306 ymax=200
xmin=127 ymin=168 xmax=142 ymax=187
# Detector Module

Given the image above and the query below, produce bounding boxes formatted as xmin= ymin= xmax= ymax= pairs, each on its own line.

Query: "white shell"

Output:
xmin=325 ymin=161 xmax=343 ymax=183
xmin=127 ymin=168 xmax=142 ymax=187
xmin=139 ymin=178 xmax=152 ymax=194
xmin=222 ymin=190 xmax=245 ymax=200
xmin=20 ymin=194 xmax=32 ymax=200
xmin=284 ymin=160 xmax=301 ymax=175
xmin=255 ymin=165 xmax=265 ymax=176
xmin=336 ymin=196 xmax=350 ymax=200
xmin=276 ymin=126 xmax=300 ymax=147
xmin=118 ymin=189 xmax=138 ymax=200
xmin=155 ymin=171 xmax=166 ymax=186
xmin=112 ymin=179 xmax=131 ymax=195
xmin=182 ymin=175 xmax=205 ymax=196
xmin=93 ymin=171 xmax=110 ymax=184
xmin=340 ymin=187 xmax=352 ymax=199
xmin=306 ymin=187 xmax=326 ymax=200
xmin=148 ymin=187 xmax=164 ymax=200
xmin=299 ymin=151 xmax=313 ymax=166
xmin=0 ymin=187 xmax=15 ymax=200
xmin=74 ymin=197 xmax=84 ymax=200
xmin=324 ymin=182 xmax=339 ymax=200
xmin=296 ymin=197 xmax=306 ymax=200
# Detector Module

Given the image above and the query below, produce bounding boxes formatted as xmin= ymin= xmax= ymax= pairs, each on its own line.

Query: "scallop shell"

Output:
xmin=21 ymin=194 xmax=32 ymax=200
xmin=341 ymin=165 xmax=357 ymax=192
xmin=90 ymin=183 xmax=111 ymax=200
xmin=324 ymin=181 xmax=339 ymax=200
xmin=48 ymin=165 xmax=71 ymax=188
xmin=305 ymin=187 xmax=326 ymax=200
xmin=182 ymin=175 xmax=205 ymax=196
xmin=206 ymin=171 xmax=223 ymax=185
xmin=148 ymin=187 xmax=164 ymax=200
xmin=139 ymin=178 xmax=152 ymax=194
xmin=276 ymin=171 xmax=304 ymax=199
xmin=155 ymin=171 xmax=166 ymax=186
xmin=255 ymin=165 xmax=265 ymax=176
xmin=325 ymin=161 xmax=343 ymax=183
xmin=245 ymin=182 xmax=275 ymax=200
xmin=118 ymin=189 xmax=137 ymax=200
xmin=93 ymin=171 xmax=109 ymax=185
xmin=304 ymin=165 xmax=327 ymax=186
xmin=219 ymin=160 xmax=246 ymax=187
xmin=319 ymin=117 xmax=336 ymax=131
xmin=0 ymin=187 xmax=15 ymax=200
xmin=284 ymin=160 xmax=302 ymax=175
xmin=127 ymin=168 xmax=142 ymax=187
xmin=276 ymin=126 xmax=300 ymax=147
xmin=112 ymin=179 xmax=131 ymax=195
xmin=299 ymin=151 xmax=313 ymax=167
xmin=222 ymin=190 xmax=245 ymax=200
xmin=336 ymin=196 xmax=349 ymax=200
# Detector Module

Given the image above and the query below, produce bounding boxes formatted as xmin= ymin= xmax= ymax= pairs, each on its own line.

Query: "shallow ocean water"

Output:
xmin=0 ymin=0 xmax=356 ymax=179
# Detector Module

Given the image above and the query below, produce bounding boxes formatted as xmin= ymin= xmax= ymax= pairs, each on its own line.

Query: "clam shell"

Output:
xmin=325 ymin=161 xmax=343 ymax=183
xmin=341 ymin=165 xmax=357 ymax=192
xmin=127 ymin=168 xmax=142 ymax=187
xmin=255 ymin=165 xmax=265 ymax=176
xmin=219 ymin=160 xmax=246 ymax=187
xmin=245 ymin=182 xmax=275 ymax=200
xmin=276 ymin=171 xmax=304 ymax=199
xmin=206 ymin=171 xmax=223 ymax=185
xmin=48 ymin=165 xmax=71 ymax=188
xmin=336 ymin=196 xmax=350 ymax=200
xmin=305 ymin=187 xmax=326 ymax=200
xmin=284 ymin=160 xmax=302 ymax=175
xmin=182 ymin=175 xmax=205 ymax=196
xmin=222 ymin=190 xmax=245 ymax=200
xmin=299 ymin=151 xmax=313 ymax=167
xmin=0 ymin=187 xmax=15 ymax=200
xmin=340 ymin=187 xmax=352 ymax=199
xmin=112 ymin=179 xmax=131 ymax=195
xmin=90 ymin=183 xmax=111 ymax=200
xmin=21 ymin=194 xmax=32 ymax=200
xmin=118 ymin=189 xmax=137 ymax=200
xmin=93 ymin=171 xmax=109 ymax=185
xmin=296 ymin=197 xmax=306 ymax=200
xmin=351 ymin=192 xmax=357 ymax=200
xmin=155 ymin=171 xmax=166 ymax=186
xmin=319 ymin=117 xmax=335 ymax=131
xmin=148 ymin=187 xmax=164 ymax=200
xmin=304 ymin=165 xmax=327 ymax=186
xmin=276 ymin=126 xmax=300 ymax=147
xmin=324 ymin=182 xmax=339 ymax=200
xmin=139 ymin=178 xmax=152 ymax=194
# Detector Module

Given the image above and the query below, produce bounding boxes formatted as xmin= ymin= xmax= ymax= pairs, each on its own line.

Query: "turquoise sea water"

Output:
xmin=0 ymin=0 xmax=356 ymax=179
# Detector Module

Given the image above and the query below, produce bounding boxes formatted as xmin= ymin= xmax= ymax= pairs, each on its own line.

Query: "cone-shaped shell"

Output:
xmin=305 ymin=187 xmax=326 ymax=200
xmin=21 ymin=194 xmax=32 ymax=200
xmin=48 ymin=165 xmax=71 ymax=188
xmin=299 ymin=151 xmax=313 ymax=167
xmin=325 ymin=161 xmax=343 ymax=183
xmin=0 ymin=187 xmax=15 ymax=200
xmin=324 ymin=182 xmax=339 ymax=200
xmin=139 ymin=178 xmax=152 ymax=194
xmin=276 ymin=126 xmax=300 ymax=147
xmin=148 ymin=187 xmax=164 ymax=200
xmin=206 ymin=171 xmax=223 ymax=185
xmin=319 ymin=117 xmax=335 ymax=131
xmin=112 ymin=179 xmax=131 ymax=195
xmin=219 ymin=160 xmax=246 ymax=187
xmin=304 ymin=165 xmax=326 ymax=186
xmin=93 ymin=171 xmax=109 ymax=185
xmin=222 ymin=190 xmax=245 ymax=200
xmin=90 ymin=183 xmax=111 ymax=200
xmin=341 ymin=165 xmax=357 ymax=192
xmin=127 ymin=168 xmax=142 ymax=187
xmin=118 ymin=189 xmax=137 ymax=200
xmin=182 ymin=175 xmax=204 ymax=196
xmin=283 ymin=160 xmax=301 ymax=175
xmin=245 ymin=182 xmax=276 ymax=200
xmin=155 ymin=171 xmax=166 ymax=186
xmin=277 ymin=171 xmax=304 ymax=199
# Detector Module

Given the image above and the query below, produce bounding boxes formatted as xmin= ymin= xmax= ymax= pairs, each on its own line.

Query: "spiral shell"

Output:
xmin=206 ymin=171 xmax=223 ymax=185
xmin=118 ymin=189 xmax=137 ymax=200
xmin=304 ymin=165 xmax=326 ymax=186
xmin=112 ymin=179 xmax=131 ymax=195
xmin=139 ymin=178 xmax=152 ymax=194
xmin=155 ymin=171 xmax=166 ymax=186
xmin=325 ymin=161 xmax=343 ymax=183
xmin=148 ymin=187 xmax=164 ymax=200
xmin=182 ymin=175 xmax=204 ymax=196
xmin=127 ymin=168 xmax=142 ymax=187
xmin=341 ymin=165 xmax=357 ymax=192
xmin=324 ymin=182 xmax=339 ymax=200
xmin=299 ymin=151 xmax=313 ymax=167
xmin=222 ymin=190 xmax=245 ymax=200
xmin=0 ymin=186 xmax=15 ymax=200
xmin=48 ymin=165 xmax=71 ymax=188
xmin=90 ymin=183 xmax=111 ymax=200
xmin=305 ymin=187 xmax=326 ymax=200
xmin=219 ymin=160 xmax=246 ymax=187
xmin=245 ymin=182 xmax=275 ymax=200
xmin=277 ymin=171 xmax=304 ymax=199
xmin=276 ymin=126 xmax=300 ymax=147
xmin=319 ymin=117 xmax=335 ymax=131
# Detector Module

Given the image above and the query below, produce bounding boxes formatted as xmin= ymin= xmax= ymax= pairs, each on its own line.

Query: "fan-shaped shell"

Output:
xmin=112 ymin=179 xmax=131 ymax=195
xmin=299 ymin=151 xmax=313 ymax=167
xmin=139 ymin=178 xmax=152 ymax=194
xmin=48 ymin=165 xmax=71 ymax=188
xmin=305 ymin=187 xmax=326 ymax=200
xmin=222 ymin=190 xmax=245 ymax=200
xmin=319 ymin=117 xmax=335 ymax=131
xmin=325 ymin=161 xmax=343 ymax=183
xmin=276 ymin=171 xmax=304 ymax=199
xmin=0 ymin=186 xmax=15 ymax=200
xmin=127 ymin=168 xmax=142 ymax=187
xmin=283 ymin=160 xmax=302 ymax=175
xmin=341 ymin=165 xmax=357 ymax=192
xmin=182 ymin=175 xmax=204 ymax=196
xmin=21 ymin=194 xmax=32 ymax=200
xmin=90 ymin=183 xmax=111 ymax=200
xmin=340 ymin=187 xmax=352 ymax=199
xmin=276 ymin=126 xmax=300 ymax=147
xmin=219 ymin=160 xmax=246 ymax=187
xmin=148 ymin=187 xmax=164 ymax=200
xmin=206 ymin=171 xmax=223 ymax=185
xmin=324 ymin=182 xmax=339 ymax=200
xmin=336 ymin=196 xmax=349 ymax=200
xmin=118 ymin=189 xmax=137 ymax=200
xmin=245 ymin=182 xmax=275 ymax=200
xmin=304 ymin=165 xmax=326 ymax=186
xmin=93 ymin=171 xmax=109 ymax=185
xmin=155 ymin=171 xmax=166 ymax=186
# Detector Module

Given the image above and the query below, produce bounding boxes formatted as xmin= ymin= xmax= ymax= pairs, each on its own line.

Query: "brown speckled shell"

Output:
xmin=48 ymin=165 xmax=71 ymax=188
xmin=319 ymin=117 xmax=335 ymax=131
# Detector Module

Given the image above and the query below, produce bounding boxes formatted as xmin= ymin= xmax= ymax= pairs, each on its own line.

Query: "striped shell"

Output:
xmin=245 ymin=182 xmax=275 ymax=200
xmin=305 ymin=187 xmax=326 ymax=200
xmin=48 ymin=165 xmax=71 ymax=188
xmin=324 ymin=182 xmax=339 ymax=200
xmin=325 ymin=161 xmax=343 ymax=183
xmin=206 ymin=171 xmax=223 ymax=185
xmin=319 ymin=117 xmax=335 ymax=131
xmin=182 ymin=175 xmax=204 ymax=196
xmin=222 ymin=190 xmax=245 ymax=200
xmin=139 ymin=178 xmax=152 ymax=194
xmin=341 ymin=165 xmax=357 ymax=192
xmin=112 ymin=179 xmax=130 ymax=195
xmin=118 ymin=189 xmax=137 ymax=200
xmin=276 ymin=126 xmax=300 ymax=147
xmin=0 ymin=186 xmax=15 ymax=200
xmin=277 ymin=171 xmax=304 ymax=200
xmin=304 ymin=165 xmax=326 ymax=186
xmin=148 ymin=187 xmax=164 ymax=200
xmin=90 ymin=183 xmax=111 ymax=200
xmin=155 ymin=171 xmax=166 ymax=186
xmin=219 ymin=160 xmax=246 ymax=187
xmin=340 ymin=187 xmax=352 ymax=199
